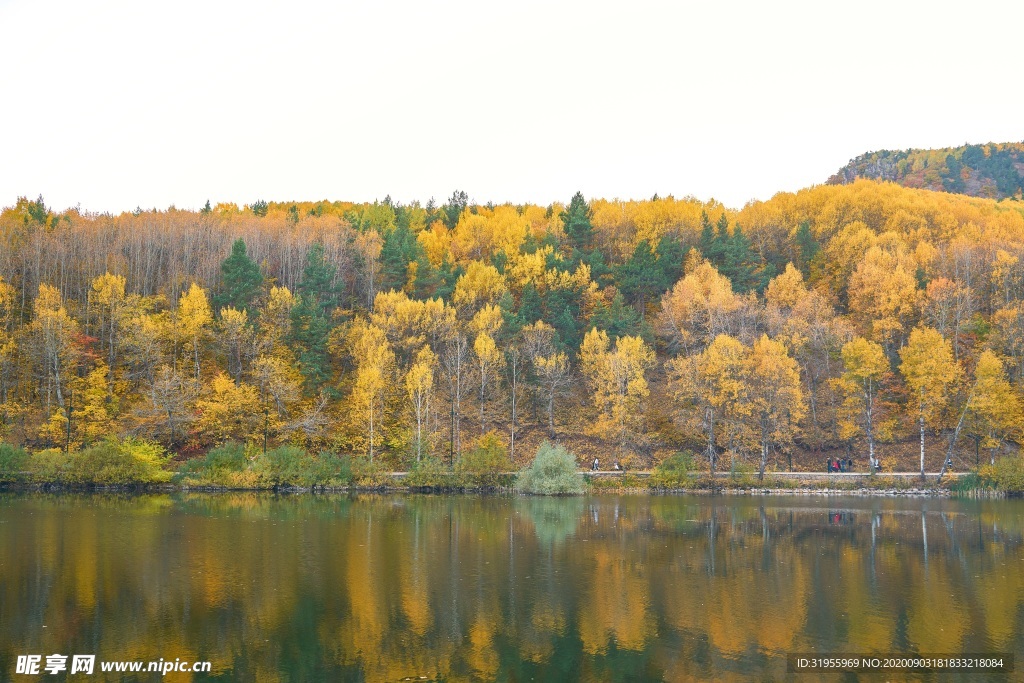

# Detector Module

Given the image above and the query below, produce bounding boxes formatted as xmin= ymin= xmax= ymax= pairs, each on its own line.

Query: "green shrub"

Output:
xmin=204 ymin=442 xmax=248 ymax=473
xmin=728 ymin=456 xmax=758 ymax=486
xmin=950 ymin=472 xmax=991 ymax=494
xmin=254 ymin=446 xmax=352 ymax=488
xmin=457 ymin=431 xmax=509 ymax=487
xmin=66 ymin=438 xmax=171 ymax=485
xmin=256 ymin=445 xmax=307 ymax=486
xmin=179 ymin=443 xmax=352 ymax=488
xmin=178 ymin=442 xmax=250 ymax=486
xmin=405 ymin=456 xmax=464 ymax=489
xmin=516 ymin=442 xmax=586 ymax=495
xmin=0 ymin=443 xmax=28 ymax=483
xmin=981 ymin=457 xmax=1024 ymax=492
xmin=27 ymin=448 xmax=72 ymax=483
xmin=305 ymin=451 xmax=352 ymax=487
xmin=351 ymin=457 xmax=392 ymax=488
xmin=649 ymin=451 xmax=696 ymax=489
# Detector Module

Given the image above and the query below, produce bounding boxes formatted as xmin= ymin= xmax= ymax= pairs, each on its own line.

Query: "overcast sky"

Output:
xmin=1 ymin=0 xmax=1022 ymax=214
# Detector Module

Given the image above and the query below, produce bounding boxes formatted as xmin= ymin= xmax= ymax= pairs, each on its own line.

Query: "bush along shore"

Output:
xmin=2 ymin=439 xmax=1023 ymax=496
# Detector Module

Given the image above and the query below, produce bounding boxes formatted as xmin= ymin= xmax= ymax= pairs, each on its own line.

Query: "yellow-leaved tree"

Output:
xmin=658 ymin=257 xmax=742 ymax=355
xmin=452 ymin=261 xmax=506 ymax=314
xmin=123 ymin=309 xmax=170 ymax=387
xmin=521 ymin=321 xmax=571 ymax=436
xmin=405 ymin=346 xmax=436 ymax=462
xmin=744 ymin=335 xmax=805 ymax=480
xmin=834 ymin=337 xmax=890 ymax=465
xmin=899 ymin=327 xmax=962 ymax=477
xmin=257 ymin=285 xmax=296 ymax=353
xmin=473 ymin=332 xmax=500 ymax=434
xmin=354 ymin=230 xmax=383 ymax=309
xmin=29 ymin=284 xmax=80 ymax=445
xmin=144 ymin=364 xmax=195 ymax=446
xmin=193 ymin=372 xmax=261 ymax=445
xmin=217 ymin=306 xmax=251 ymax=382
xmin=348 ymin=321 xmax=396 ymax=462
xmin=667 ymin=334 xmax=747 ymax=477
xmin=580 ymin=328 xmax=655 ymax=455
xmin=90 ymin=272 xmax=127 ymax=369
xmin=469 ymin=300 xmax=505 ymax=436
xmin=176 ymin=283 xmax=212 ymax=381
xmin=74 ymin=363 xmax=114 ymax=447
xmin=251 ymin=354 xmax=302 ymax=443
xmin=847 ymin=244 xmax=920 ymax=353
xmin=963 ymin=350 xmax=1022 ymax=467
xmin=0 ymin=277 xmax=17 ymax=433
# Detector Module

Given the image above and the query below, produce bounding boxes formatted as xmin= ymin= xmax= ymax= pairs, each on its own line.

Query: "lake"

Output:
xmin=1 ymin=492 xmax=1022 ymax=681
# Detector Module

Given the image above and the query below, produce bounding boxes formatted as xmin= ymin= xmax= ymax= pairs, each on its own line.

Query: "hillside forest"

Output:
xmin=3 ymin=180 xmax=1024 ymax=477
xmin=830 ymin=142 xmax=1024 ymax=200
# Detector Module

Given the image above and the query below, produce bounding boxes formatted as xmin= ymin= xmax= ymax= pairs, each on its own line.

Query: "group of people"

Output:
xmin=590 ymin=458 xmax=623 ymax=471
xmin=827 ymin=458 xmax=854 ymax=473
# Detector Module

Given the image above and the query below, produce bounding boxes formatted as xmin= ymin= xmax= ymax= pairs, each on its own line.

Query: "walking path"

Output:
xmin=390 ymin=471 xmax=957 ymax=481
xmin=588 ymin=471 xmax=956 ymax=481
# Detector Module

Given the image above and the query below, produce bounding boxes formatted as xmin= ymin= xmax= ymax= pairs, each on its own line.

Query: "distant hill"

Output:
xmin=829 ymin=142 xmax=1024 ymax=200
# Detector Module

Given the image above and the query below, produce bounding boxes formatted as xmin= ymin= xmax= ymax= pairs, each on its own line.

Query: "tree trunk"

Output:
xmin=919 ymin=410 xmax=925 ymax=480
xmin=759 ymin=438 xmax=768 ymax=482
xmin=706 ymin=406 xmax=716 ymax=485
xmin=509 ymin=361 xmax=517 ymax=463
xmin=865 ymin=384 xmax=875 ymax=464
xmin=940 ymin=393 xmax=971 ymax=480
xmin=759 ymin=417 xmax=768 ymax=482
xmin=480 ymin=372 xmax=486 ymax=435
xmin=369 ymin=400 xmax=375 ymax=463
xmin=415 ymin=399 xmax=423 ymax=462
xmin=547 ymin=393 xmax=555 ymax=437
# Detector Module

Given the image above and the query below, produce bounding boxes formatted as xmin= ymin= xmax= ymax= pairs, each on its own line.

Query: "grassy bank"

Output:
xmin=2 ymin=441 xmax=1022 ymax=496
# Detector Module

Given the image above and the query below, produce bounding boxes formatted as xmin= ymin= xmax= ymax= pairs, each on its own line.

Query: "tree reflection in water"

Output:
xmin=0 ymin=492 xmax=1022 ymax=681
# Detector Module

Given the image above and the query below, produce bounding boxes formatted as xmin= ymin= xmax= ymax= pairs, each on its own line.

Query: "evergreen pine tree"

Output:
xmin=656 ymin=235 xmax=685 ymax=286
xmin=214 ymin=238 xmax=263 ymax=314
xmin=560 ymin=192 xmax=593 ymax=252
xmin=617 ymin=240 xmax=663 ymax=319
xmin=543 ymin=288 xmax=583 ymax=350
xmin=289 ymin=243 xmax=339 ymax=392
xmin=715 ymin=213 xmax=731 ymax=259
xmin=441 ymin=190 xmax=469 ymax=230
xmin=590 ymin=291 xmax=642 ymax=340
xmin=517 ymin=282 xmax=543 ymax=326
xmin=723 ymin=223 xmax=759 ymax=293
xmin=794 ymin=221 xmax=819 ymax=277
xmin=697 ymin=210 xmax=716 ymax=260
xmin=582 ymin=248 xmax=613 ymax=286
xmin=380 ymin=221 xmax=421 ymax=292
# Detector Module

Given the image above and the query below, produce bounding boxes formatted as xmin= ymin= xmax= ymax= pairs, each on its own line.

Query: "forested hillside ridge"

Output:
xmin=3 ymin=179 xmax=1024 ymax=484
xmin=829 ymin=142 xmax=1024 ymax=200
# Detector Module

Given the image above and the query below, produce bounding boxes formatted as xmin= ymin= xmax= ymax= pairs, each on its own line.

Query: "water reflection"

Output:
xmin=518 ymin=496 xmax=583 ymax=546
xmin=0 ymin=493 xmax=1022 ymax=681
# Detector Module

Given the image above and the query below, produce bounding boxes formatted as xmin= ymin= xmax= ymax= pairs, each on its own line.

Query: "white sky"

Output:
xmin=1 ymin=0 xmax=1022 ymax=213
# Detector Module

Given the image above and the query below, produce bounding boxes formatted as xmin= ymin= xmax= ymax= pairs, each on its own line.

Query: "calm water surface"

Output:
xmin=1 ymin=492 xmax=1022 ymax=682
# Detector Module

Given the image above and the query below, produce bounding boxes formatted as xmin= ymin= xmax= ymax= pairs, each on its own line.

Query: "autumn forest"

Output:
xmin=3 ymin=178 xmax=1024 ymax=478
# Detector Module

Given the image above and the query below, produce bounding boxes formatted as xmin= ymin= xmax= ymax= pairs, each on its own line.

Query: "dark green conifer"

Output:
xmin=214 ymin=238 xmax=263 ymax=314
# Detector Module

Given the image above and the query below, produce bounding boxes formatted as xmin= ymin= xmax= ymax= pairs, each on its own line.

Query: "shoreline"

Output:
xmin=0 ymin=482 xmax=1004 ymax=497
